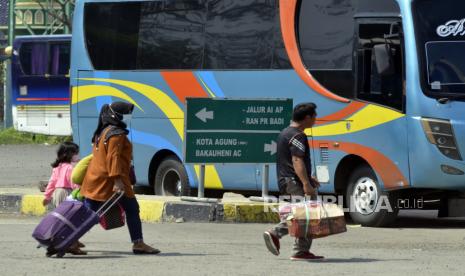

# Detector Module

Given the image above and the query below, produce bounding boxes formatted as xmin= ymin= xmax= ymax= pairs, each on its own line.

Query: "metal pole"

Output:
xmin=262 ymin=164 xmax=270 ymax=198
xmin=8 ymin=0 xmax=15 ymax=46
xmin=4 ymin=0 xmax=15 ymax=127
xmin=198 ymin=164 xmax=205 ymax=198
xmin=3 ymin=60 xmax=12 ymax=128
xmin=64 ymin=1 xmax=71 ymax=34
xmin=181 ymin=164 xmax=217 ymax=203
xmin=249 ymin=164 xmax=273 ymax=203
xmin=1 ymin=64 xmax=4 ymax=124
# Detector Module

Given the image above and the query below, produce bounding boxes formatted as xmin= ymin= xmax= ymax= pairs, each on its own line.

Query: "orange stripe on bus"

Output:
xmin=161 ymin=72 xmax=208 ymax=103
xmin=279 ymin=0 xmax=350 ymax=103
xmin=311 ymin=140 xmax=409 ymax=189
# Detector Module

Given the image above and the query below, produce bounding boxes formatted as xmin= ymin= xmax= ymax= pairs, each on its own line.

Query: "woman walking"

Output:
xmin=81 ymin=102 xmax=160 ymax=255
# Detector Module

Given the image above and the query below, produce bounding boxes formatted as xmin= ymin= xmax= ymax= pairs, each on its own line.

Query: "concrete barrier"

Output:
xmin=0 ymin=189 xmax=281 ymax=224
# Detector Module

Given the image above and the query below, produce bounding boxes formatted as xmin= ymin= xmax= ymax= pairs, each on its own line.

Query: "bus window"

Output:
xmin=84 ymin=0 xmax=288 ymax=71
xmin=272 ymin=2 xmax=291 ymax=70
xmin=355 ymin=21 xmax=404 ymax=111
xmin=137 ymin=0 xmax=206 ymax=70
xmin=19 ymin=42 xmax=48 ymax=75
xmin=85 ymin=2 xmax=141 ymax=70
xmin=297 ymin=0 xmax=355 ymax=98
xmin=204 ymin=1 xmax=275 ymax=69
xmin=49 ymin=43 xmax=70 ymax=76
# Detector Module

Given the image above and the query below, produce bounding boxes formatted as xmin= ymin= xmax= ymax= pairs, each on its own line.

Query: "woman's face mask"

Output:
xmin=71 ymin=154 xmax=80 ymax=163
xmin=123 ymin=114 xmax=132 ymax=124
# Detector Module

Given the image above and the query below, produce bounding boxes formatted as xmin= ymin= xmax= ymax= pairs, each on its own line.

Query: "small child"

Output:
xmin=42 ymin=142 xmax=86 ymax=255
xmin=43 ymin=142 xmax=80 ymax=207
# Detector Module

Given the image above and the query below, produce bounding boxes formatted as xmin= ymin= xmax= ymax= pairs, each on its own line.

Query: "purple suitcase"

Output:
xmin=32 ymin=193 xmax=124 ymax=257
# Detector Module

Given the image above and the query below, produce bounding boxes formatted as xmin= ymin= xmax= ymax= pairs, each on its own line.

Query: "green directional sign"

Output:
xmin=186 ymin=98 xmax=293 ymax=131
xmin=185 ymin=98 xmax=292 ymax=164
xmin=185 ymin=132 xmax=279 ymax=163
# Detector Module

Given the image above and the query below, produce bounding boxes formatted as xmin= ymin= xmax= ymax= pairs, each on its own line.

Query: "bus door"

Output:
xmin=74 ymin=70 xmax=102 ymax=155
xmin=353 ymin=17 xmax=409 ymax=189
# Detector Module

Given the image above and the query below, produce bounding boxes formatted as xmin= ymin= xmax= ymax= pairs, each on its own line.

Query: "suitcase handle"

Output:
xmin=96 ymin=192 xmax=125 ymax=217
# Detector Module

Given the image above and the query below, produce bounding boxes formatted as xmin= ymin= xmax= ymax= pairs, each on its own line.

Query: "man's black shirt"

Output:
xmin=276 ymin=126 xmax=312 ymax=192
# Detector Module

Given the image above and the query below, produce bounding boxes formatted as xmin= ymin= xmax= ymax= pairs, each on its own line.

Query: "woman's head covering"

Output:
xmin=92 ymin=102 xmax=134 ymax=143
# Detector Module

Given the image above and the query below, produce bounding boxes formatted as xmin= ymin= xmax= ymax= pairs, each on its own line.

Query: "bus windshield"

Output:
xmin=412 ymin=0 xmax=465 ymax=96
xmin=426 ymin=42 xmax=465 ymax=88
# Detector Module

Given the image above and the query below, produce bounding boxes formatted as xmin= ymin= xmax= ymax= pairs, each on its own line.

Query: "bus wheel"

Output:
xmin=345 ymin=164 xmax=398 ymax=227
xmin=154 ymin=157 xmax=190 ymax=196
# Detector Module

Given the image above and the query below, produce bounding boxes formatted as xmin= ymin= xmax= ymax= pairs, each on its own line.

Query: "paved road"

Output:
xmin=2 ymin=211 xmax=465 ymax=276
xmin=0 ymin=144 xmax=57 ymax=187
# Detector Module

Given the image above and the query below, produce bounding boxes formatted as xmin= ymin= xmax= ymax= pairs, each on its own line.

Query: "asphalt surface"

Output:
xmin=2 ymin=211 xmax=465 ymax=276
xmin=2 ymin=146 xmax=465 ymax=275
xmin=0 ymin=144 xmax=57 ymax=187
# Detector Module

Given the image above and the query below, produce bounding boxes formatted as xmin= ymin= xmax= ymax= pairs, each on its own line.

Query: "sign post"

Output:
xmin=198 ymin=164 xmax=205 ymax=199
xmin=183 ymin=98 xmax=292 ymax=203
xmin=250 ymin=164 xmax=272 ymax=203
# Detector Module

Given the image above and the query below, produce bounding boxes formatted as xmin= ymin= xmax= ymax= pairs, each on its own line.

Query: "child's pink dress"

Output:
xmin=44 ymin=163 xmax=79 ymax=207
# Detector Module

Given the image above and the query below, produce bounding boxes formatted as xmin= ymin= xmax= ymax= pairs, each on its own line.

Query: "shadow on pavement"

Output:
xmin=62 ymin=255 xmax=126 ymax=259
xmin=344 ymin=210 xmax=465 ymax=229
xmin=304 ymin=258 xmax=381 ymax=263
xmin=83 ymin=250 xmax=223 ymax=257
xmin=279 ymin=257 xmax=402 ymax=263
xmin=157 ymin=252 xmax=223 ymax=257
xmin=390 ymin=216 xmax=465 ymax=229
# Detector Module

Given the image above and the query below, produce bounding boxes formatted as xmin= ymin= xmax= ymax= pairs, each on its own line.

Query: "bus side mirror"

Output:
xmin=373 ymin=44 xmax=395 ymax=77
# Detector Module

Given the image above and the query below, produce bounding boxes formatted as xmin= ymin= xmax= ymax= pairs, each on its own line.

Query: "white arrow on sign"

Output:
xmin=195 ymin=108 xmax=214 ymax=123
xmin=264 ymin=141 xmax=277 ymax=155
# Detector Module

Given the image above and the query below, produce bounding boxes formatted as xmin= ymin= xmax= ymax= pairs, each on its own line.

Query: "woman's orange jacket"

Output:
xmin=81 ymin=131 xmax=135 ymax=201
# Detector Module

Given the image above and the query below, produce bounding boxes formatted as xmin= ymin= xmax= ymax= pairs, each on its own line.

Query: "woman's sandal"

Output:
xmin=45 ymin=247 xmax=58 ymax=257
xmin=133 ymin=248 xmax=161 ymax=255
xmin=67 ymin=246 xmax=87 ymax=255
xmin=132 ymin=243 xmax=161 ymax=255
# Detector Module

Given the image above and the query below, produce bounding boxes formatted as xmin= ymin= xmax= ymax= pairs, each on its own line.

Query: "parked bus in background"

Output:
xmin=71 ymin=0 xmax=465 ymax=226
xmin=11 ymin=35 xmax=71 ymax=135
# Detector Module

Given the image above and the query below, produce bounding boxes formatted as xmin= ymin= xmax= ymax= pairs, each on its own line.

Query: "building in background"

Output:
xmin=0 ymin=0 xmax=71 ymax=45
xmin=12 ymin=0 xmax=71 ymax=36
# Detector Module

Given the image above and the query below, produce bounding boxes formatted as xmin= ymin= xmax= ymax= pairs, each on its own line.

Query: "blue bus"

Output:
xmin=11 ymin=35 xmax=72 ymax=135
xmin=71 ymin=0 xmax=465 ymax=226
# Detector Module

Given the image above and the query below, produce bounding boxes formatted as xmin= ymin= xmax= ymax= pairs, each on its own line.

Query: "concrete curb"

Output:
xmin=0 ymin=192 xmax=280 ymax=224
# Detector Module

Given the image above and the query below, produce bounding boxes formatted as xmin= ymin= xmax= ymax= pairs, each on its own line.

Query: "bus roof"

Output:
xmin=14 ymin=35 xmax=72 ymax=43
xmin=77 ymin=0 xmax=163 ymax=3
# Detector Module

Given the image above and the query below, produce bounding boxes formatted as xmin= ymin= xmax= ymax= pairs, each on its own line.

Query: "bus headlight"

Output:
xmin=421 ymin=118 xmax=462 ymax=161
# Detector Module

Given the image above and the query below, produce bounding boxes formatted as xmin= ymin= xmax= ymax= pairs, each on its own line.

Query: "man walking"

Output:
xmin=263 ymin=102 xmax=324 ymax=261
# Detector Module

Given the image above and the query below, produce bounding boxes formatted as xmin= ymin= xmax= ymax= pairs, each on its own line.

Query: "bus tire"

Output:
xmin=154 ymin=157 xmax=191 ymax=196
xmin=345 ymin=164 xmax=398 ymax=227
